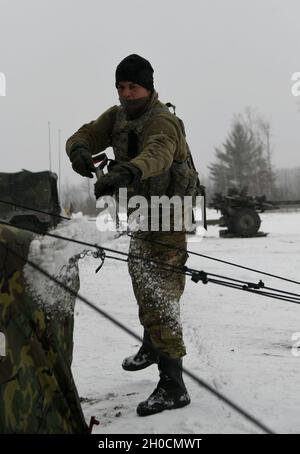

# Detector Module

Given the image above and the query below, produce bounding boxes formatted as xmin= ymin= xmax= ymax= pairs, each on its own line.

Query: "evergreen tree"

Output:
xmin=209 ymin=115 xmax=274 ymax=196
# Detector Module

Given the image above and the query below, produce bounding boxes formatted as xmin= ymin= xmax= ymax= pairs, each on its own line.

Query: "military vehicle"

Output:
xmin=0 ymin=169 xmax=61 ymax=232
xmin=0 ymin=170 xmax=89 ymax=434
xmin=208 ymin=188 xmax=300 ymax=237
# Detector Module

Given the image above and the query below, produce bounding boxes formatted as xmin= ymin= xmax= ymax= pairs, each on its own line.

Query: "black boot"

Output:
xmin=136 ymin=355 xmax=191 ymax=416
xmin=122 ymin=330 xmax=158 ymax=371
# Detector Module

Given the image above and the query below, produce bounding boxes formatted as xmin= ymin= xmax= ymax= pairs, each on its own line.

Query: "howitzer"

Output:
xmin=208 ymin=189 xmax=300 ymax=237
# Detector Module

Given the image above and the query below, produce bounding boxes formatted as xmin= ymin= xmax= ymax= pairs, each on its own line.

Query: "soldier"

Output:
xmin=66 ymin=54 xmax=191 ymax=416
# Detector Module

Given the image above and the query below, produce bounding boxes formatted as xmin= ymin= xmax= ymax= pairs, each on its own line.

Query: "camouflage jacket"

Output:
xmin=66 ymin=91 xmax=200 ymax=231
xmin=66 ymin=91 xmax=188 ymax=188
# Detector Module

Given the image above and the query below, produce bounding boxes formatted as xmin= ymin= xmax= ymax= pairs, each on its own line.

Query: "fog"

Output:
xmin=0 ymin=0 xmax=299 ymax=185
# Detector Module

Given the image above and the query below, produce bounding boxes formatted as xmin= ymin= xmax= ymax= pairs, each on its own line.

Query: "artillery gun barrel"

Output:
xmin=267 ymin=200 xmax=300 ymax=206
xmin=262 ymin=200 xmax=300 ymax=211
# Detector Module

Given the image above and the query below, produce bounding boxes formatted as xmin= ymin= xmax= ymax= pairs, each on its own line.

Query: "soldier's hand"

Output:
xmin=94 ymin=164 xmax=141 ymax=199
xmin=69 ymin=147 xmax=95 ymax=178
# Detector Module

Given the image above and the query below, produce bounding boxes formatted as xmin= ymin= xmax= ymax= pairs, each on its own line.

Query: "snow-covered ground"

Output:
xmin=2 ymin=211 xmax=299 ymax=434
xmin=69 ymin=210 xmax=300 ymax=434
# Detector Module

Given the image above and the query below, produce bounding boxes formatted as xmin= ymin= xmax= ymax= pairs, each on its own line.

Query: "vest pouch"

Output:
xmin=167 ymin=160 xmax=197 ymax=198
xmin=186 ymin=167 xmax=200 ymax=201
xmin=134 ymin=171 xmax=170 ymax=199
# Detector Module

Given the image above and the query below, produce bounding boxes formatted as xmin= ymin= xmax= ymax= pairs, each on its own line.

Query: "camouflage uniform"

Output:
xmin=0 ymin=225 xmax=87 ymax=434
xmin=128 ymin=231 xmax=188 ymax=358
xmin=66 ymin=91 xmax=190 ymax=358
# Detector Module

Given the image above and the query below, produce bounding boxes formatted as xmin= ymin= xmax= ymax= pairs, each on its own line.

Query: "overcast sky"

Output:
xmin=0 ymin=0 xmax=299 ymax=186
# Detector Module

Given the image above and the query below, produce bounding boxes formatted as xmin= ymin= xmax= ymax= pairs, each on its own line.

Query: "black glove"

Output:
xmin=69 ymin=146 xmax=95 ymax=178
xmin=94 ymin=163 xmax=141 ymax=199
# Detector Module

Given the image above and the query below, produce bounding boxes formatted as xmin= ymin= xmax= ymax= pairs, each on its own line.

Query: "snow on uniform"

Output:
xmin=128 ymin=230 xmax=188 ymax=358
xmin=66 ymin=90 xmax=192 ymax=358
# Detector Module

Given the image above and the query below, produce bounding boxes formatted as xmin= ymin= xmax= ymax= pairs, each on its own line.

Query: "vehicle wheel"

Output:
xmin=230 ymin=209 xmax=261 ymax=236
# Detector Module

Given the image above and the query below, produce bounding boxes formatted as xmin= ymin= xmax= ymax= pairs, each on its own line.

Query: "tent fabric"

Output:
xmin=0 ymin=225 xmax=88 ymax=434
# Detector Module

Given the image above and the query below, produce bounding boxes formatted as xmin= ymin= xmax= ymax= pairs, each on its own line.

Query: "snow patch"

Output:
xmin=72 ymin=211 xmax=300 ymax=434
xmin=23 ymin=214 xmax=116 ymax=313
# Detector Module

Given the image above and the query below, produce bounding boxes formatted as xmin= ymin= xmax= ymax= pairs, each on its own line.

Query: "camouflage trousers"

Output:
xmin=128 ymin=231 xmax=188 ymax=358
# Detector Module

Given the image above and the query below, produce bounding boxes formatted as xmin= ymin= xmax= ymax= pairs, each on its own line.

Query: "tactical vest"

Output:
xmin=112 ymin=102 xmax=199 ymax=201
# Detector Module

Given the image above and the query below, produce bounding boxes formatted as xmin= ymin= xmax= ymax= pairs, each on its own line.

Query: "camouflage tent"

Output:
xmin=0 ymin=171 xmax=88 ymax=434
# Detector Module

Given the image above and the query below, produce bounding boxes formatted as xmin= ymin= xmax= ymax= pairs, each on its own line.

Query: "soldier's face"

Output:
xmin=117 ymin=81 xmax=151 ymax=100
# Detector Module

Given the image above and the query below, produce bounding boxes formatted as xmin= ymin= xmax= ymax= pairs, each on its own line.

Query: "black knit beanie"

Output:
xmin=115 ymin=54 xmax=154 ymax=91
